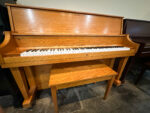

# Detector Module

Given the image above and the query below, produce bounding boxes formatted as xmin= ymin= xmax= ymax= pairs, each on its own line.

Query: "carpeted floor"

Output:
xmin=1 ymin=79 xmax=150 ymax=113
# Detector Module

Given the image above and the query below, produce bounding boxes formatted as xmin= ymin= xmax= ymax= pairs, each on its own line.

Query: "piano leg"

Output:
xmin=10 ymin=67 xmax=36 ymax=108
xmin=24 ymin=67 xmax=36 ymax=107
xmin=10 ymin=68 xmax=29 ymax=105
xmin=24 ymin=67 xmax=36 ymax=89
xmin=120 ymin=56 xmax=135 ymax=83
xmin=109 ymin=58 xmax=115 ymax=68
xmin=114 ymin=57 xmax=129 ymax=86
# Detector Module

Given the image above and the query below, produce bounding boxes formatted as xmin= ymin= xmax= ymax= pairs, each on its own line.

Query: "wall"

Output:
xmin=0 ymin=0 xmax=16 ymax=6
xmin=17 ymin=0 xmax=150 ymax=21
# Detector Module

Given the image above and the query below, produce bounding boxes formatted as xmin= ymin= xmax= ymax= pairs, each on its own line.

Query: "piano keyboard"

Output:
xmin=20 ymin=46 xmax=130 ymax=57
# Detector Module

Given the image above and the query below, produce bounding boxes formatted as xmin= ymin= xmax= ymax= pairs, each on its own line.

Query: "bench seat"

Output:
xmin=49 ymin=60 xmax=117 ymax=89
xmin=49 ymin=60 xmax=117 ymax=113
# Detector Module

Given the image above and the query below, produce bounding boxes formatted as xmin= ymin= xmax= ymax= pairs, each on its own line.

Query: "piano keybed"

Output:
xmin=20 ymin=46 xmax=130 ymax=57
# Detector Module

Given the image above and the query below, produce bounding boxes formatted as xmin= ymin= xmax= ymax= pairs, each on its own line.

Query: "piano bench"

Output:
xmin=49 ymin=60 xmax=117 ymax=113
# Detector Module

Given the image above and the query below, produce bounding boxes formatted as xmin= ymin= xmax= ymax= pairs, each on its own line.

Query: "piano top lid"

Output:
xmin=6 ymin=3 xmax=123 ymax=36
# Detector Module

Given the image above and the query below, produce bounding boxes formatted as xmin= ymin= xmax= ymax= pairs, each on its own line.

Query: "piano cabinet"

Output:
xmin=0 ymin=4 xmax=139 ymax=108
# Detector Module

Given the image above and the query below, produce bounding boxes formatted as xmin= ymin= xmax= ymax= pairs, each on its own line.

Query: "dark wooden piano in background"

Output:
xmin=0 ymin=4 xmax=139 ymax=108
xmin=121 ymin=19 xmax=150 ymax=82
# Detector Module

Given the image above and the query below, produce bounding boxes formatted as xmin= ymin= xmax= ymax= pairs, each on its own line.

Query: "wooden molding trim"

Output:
xmin=5 ymin=3 xmax=123 ymax=18
xmin=0 ymin=31 xmax=11 ymax=48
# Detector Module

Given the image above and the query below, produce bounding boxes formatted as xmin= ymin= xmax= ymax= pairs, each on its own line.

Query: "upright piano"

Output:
xmin=0 ymin=4 xmax=139 ymax=107
xmin=121 ymin=19 xmax=150 ymax=82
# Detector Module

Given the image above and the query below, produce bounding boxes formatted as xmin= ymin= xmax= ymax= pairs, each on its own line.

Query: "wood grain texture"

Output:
xmin=1 ymin=34 xmax=138 ymax=58
xmin=7 ymin=6 xmax=14 ymax=32
xmin=33 ymin=65 xmax=52 ymax=90
xmin=0 ymin=31 xmax=18 ymax=54
xmin=6 ymin=3 xmax=123 ymax=18
xmin=0 ymin=32 xmax=11 ymax=48
xmin=10 ymin=67 xmax=36 ymax=108
xmin=10 ymin=67 xmax=29 ymax=99
xmin=7 ymin=4 xmax=122 ymax=35
xmin=109 ymin=59 xmax=115 ymax=68
xmin=2 ymin=50 xmax=135 ymax=68
xmin=0 ymin=4 xmax=139 ymax=109
xmin=17 ymin=60 xmax=112 ymax=90
xmin=116 ymin=57 xmax=129 ymax=80
xmin=104 ymin=75 xmax=115 ymax=99
xmin=114 ymin=57 xmax=129 ymax=86
xmin=123 ymin=34 xmax=140 ymax=52
xmin=0 ymin=55 xmax=4 ymax=64
xmin=14 ymin=35 xmax=124 ymax=50
xmin=49 ymin=61 xmax=117 ymax=113
xmin=57 ymin=76 xmax=112 ymax=90
xmin=51 ymin=87 xmax=58 ymax=113
xmin=24 ymin=66 xmax=36 ymax=88
xmin=49 ymin=61 xmax=117 ymax=88
xmin=22 ymin=86 xmax=36 ymax=108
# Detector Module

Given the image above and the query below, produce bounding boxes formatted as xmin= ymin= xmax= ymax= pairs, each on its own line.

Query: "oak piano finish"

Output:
xmin=0 ymin=4 xmax=139 ymax=108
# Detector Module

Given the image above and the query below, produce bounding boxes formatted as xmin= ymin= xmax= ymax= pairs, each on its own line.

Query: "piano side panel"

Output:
xmin=10 ymin=7 xmax=122 ymax=35
xmin=123 ymin=35 xmax=139 ymax=53
xmin=0 ymin=32 xmax=18 ymax=55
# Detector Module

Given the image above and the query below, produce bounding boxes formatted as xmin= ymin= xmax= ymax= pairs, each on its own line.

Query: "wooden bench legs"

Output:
xmin=51 ymin=76 xmax=115 ymax=113
xmin=51 ymin=87 xmax=59 ymax=113
xmin=104 ymin=76 xmax=115 ymax=99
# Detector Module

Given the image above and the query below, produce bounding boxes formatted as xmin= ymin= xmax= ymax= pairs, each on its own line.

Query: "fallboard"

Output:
xmin=14 ymin=35 xmax=125 ymax=51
